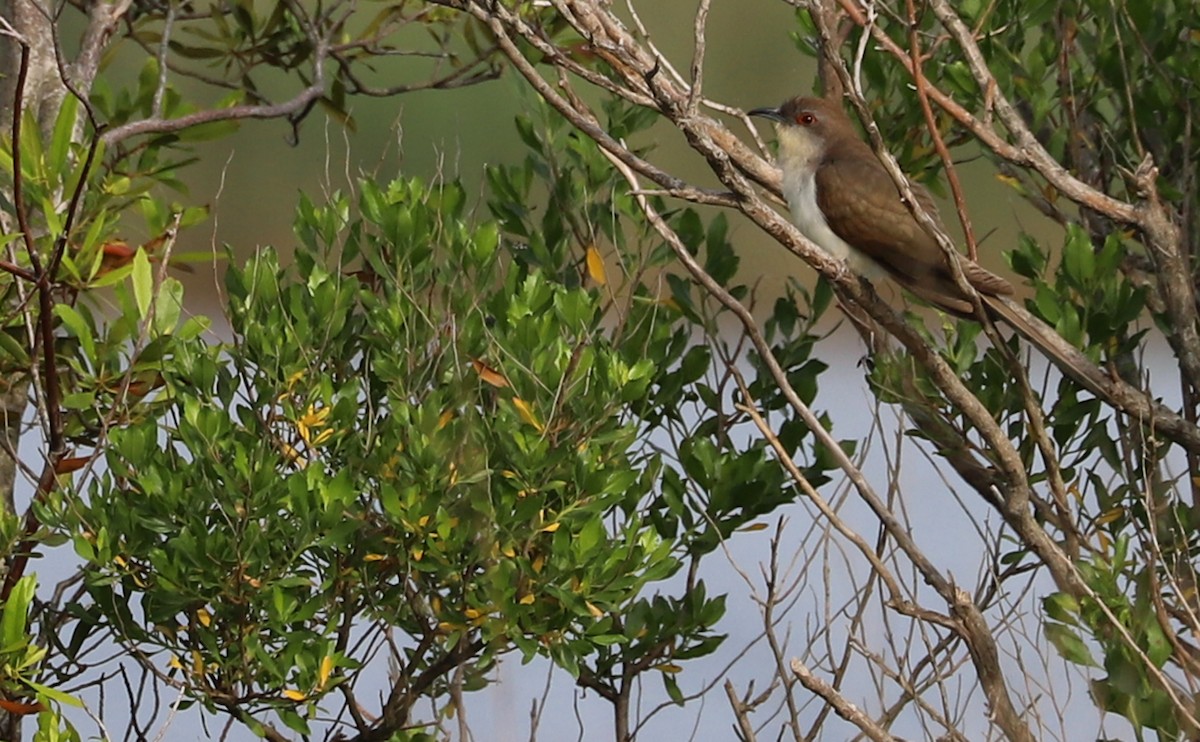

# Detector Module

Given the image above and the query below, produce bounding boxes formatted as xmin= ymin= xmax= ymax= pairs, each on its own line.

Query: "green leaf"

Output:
xmin=48 ymin=94 xmax=79 ymax=176
xmin=53 ymin=305 xmax=95 ymax=361
xmin=153 ymin=276 xmax=184 ymax=335
xmin=0 ymin=330 xmax=30 ymax=367
xmin=61 ymin=391 xmax=97 ymax=410
xmin=1043 ymin=593 xmax=1079 ymax=624
xmin=1143 ymin=616 xmax=1171 ymax=668
xmin=24 ymin=679 xmax=84 ymax=709
xmin=1 ymin=576 xmax=35 ymax=646
xmin=1045 ymin=622 xmax=1097 ymax=667
xmin=132 ymin=248 xmax=153 ymax=319
xmin=661 ymin=669 xmax=685 ymax=706
xmin=1061 ymin=225 xmax=1096 ymax=283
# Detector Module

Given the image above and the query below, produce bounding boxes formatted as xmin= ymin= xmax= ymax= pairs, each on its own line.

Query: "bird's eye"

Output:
xmin=797 ymin=113 xmax=816 ymax=125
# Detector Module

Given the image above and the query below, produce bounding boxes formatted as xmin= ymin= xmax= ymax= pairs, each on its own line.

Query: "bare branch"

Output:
xmin=789 ymin=659 xmax=896 ymax=742
xmin=99 ymin=83 xmax=326 ymax=146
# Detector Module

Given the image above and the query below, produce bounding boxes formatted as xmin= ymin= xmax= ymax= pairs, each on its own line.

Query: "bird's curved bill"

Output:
xmin=748 ymin=106 xmax=785 ymax=122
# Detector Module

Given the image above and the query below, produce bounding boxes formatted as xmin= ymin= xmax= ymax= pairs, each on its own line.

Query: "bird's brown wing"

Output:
xmin=814 ymin=148 xmax=1011 ymax=314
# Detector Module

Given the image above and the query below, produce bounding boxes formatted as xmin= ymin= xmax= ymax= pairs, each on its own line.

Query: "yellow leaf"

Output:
xmin=541 ymin=522 xmax=560 ymax=533
xmin=1096 ymin=507 xmax=1124 ymax=525
xmin=656 ymin=663 xmax=683 ymax=674
xmin=438 ymin=409 xmax=455 ymax=429
xmin=318 ymin=655 xmax=334 ymax=690
xmin=512 ymin=398 xmax=544 ymax=432
xmin=295 ymin=404 xmax=331 ymax=446
xmin=586 ymin=601 xmax=603 ymax=618
xmin=585 ymin=244 xmax=607 ymax=285
xmin=281 ymin=442 xmax=307 ymax=468
xmin=299 ymin=404 xmax=330 ymax=428
xmin=282 ymin=689 xmax=307 ymax=702
xmin=412 ymin=548 xmax=424 ymax=561
xmin=502 ymin=545 xmax=515 ymax=558
xmin=739 ymin=522 xmax=769 ymax=532
xmin=519 ymin=593 xmax=535 ymax=605
xmin=113 ymin=555 xmax=127 ymax=568
xmin=532 ymin=554 xmax=545 ymax=573
xmin=465 ymin=608 xmax=482 ymax=619
xmin=196 ymin=608 xmax=212 ymax=627
xmin=364 ymin=553 xmax=386 ymax=562
xmin=168 ymin=655 xmax=183 ymax=670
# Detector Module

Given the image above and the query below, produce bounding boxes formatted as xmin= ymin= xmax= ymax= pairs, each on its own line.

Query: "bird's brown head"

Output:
xmin=749 ymin=96 xmax=860 ymax=168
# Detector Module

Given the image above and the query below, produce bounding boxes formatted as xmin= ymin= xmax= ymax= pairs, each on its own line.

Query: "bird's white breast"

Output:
xmin=779 ymin=163 xmax=885 ymax=280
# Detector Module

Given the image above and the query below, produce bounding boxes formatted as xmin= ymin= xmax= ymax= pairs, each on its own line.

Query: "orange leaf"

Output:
xmin=100 ymin=240 xmax=135 ymax=260
xmin=472 ymin=359 xmax=509 ymax=388
xmin=585 ymin=244 xmax=607 ymax=285
xmin=55 ymin=456 xmax=90 ymax=474
xmin=0 ymin=699 xmax=45 ymax=715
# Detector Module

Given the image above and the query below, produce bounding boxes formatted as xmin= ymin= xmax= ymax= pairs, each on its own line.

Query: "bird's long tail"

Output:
xmin=982 ymin=294 xmax=1111 ymax=398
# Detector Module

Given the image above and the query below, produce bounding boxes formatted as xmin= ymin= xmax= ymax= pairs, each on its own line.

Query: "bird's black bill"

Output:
xmin=748 ymin=106 xmax=785 ymax=122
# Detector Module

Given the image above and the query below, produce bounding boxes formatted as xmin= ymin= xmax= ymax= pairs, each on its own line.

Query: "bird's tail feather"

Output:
xmin=981 ymin=294 xmax=1110 ymax=398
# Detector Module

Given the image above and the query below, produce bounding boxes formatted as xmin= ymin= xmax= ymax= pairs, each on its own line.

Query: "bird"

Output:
xmin=748 ymin=95 xmax=1014 ymax=314
xmin=749 ymin=95 xmax=1103 ymax=393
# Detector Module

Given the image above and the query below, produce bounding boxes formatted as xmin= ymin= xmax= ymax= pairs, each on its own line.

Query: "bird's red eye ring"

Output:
xmin=797 ymin=112 xmax=816 ymax=125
